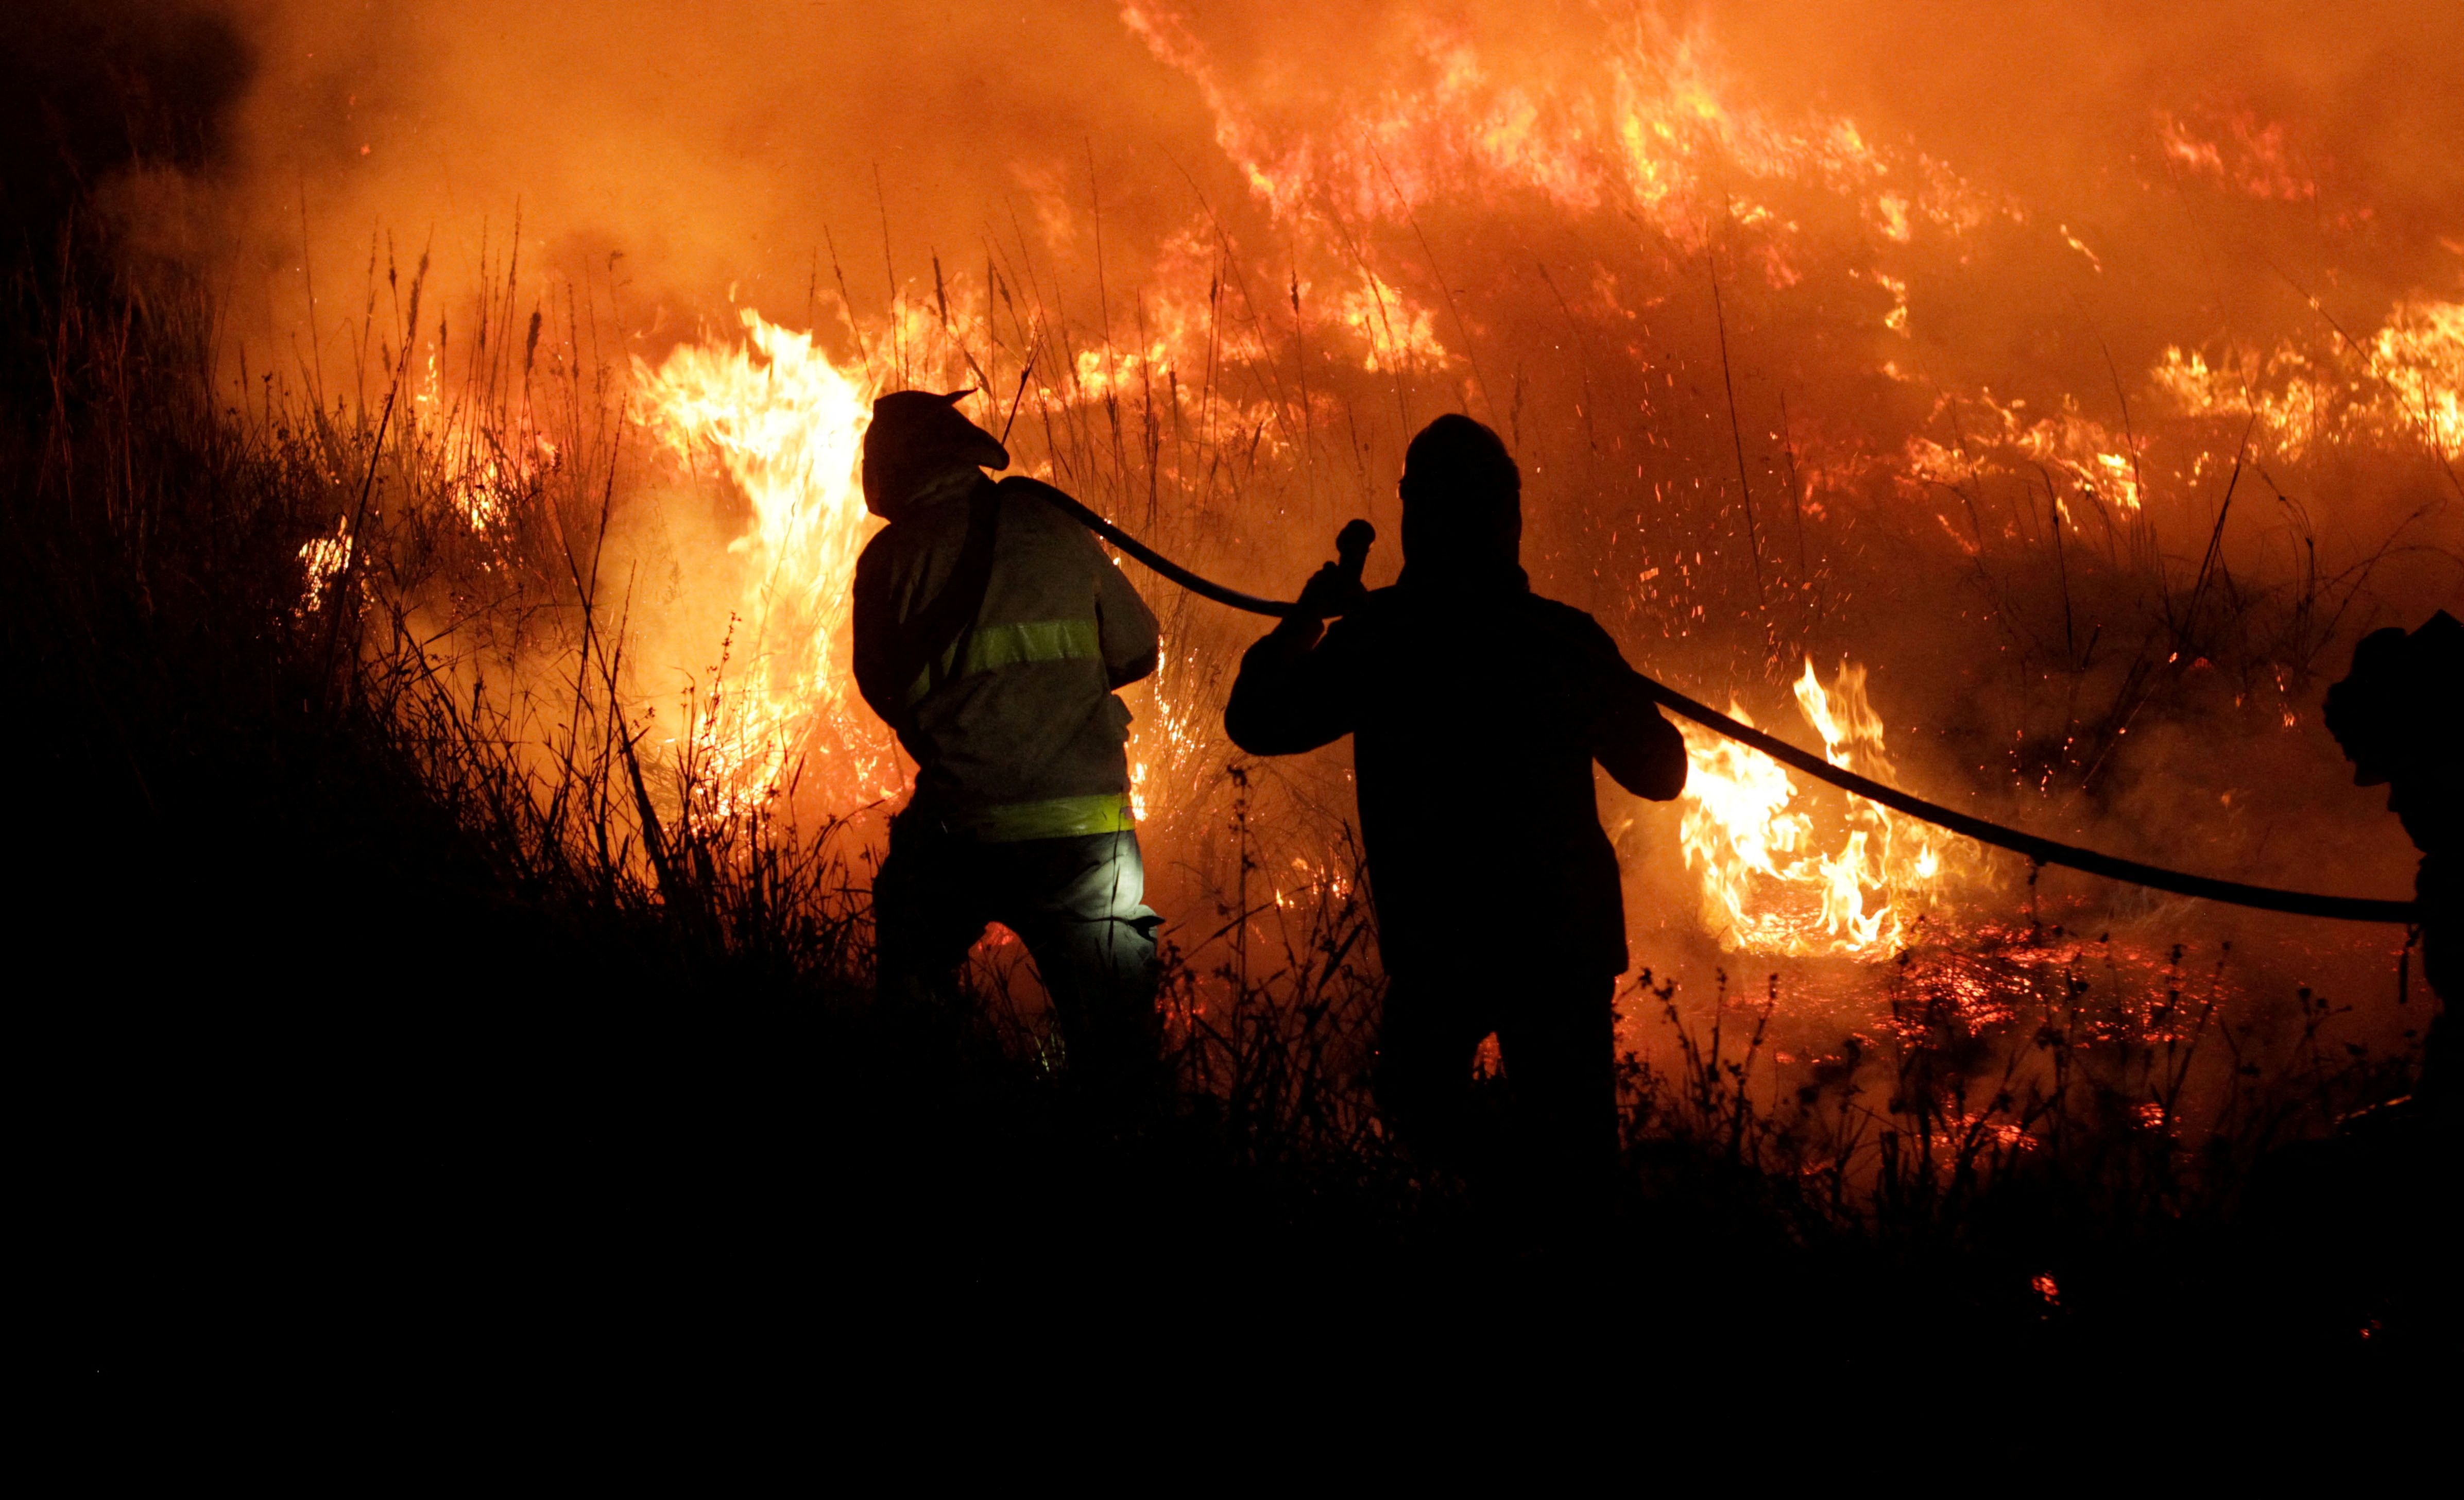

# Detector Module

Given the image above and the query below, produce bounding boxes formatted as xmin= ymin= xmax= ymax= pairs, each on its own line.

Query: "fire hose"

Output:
xmin=1022 ymin=483 xmax=2420 ymax=927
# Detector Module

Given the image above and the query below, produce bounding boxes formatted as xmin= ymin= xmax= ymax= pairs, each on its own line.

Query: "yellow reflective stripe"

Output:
xmin=962 ymin=792 xmax=1136 ymax=843
xmin=963 ymin=618 xmax=1101 ymax=675
xmin=904 ymin=618 xmax=1101 ymax=706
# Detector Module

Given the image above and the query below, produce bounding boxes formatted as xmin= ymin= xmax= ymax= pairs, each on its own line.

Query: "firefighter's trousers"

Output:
xmin=1375 ymin=964 xmax=1619 ymax=1207
xmin=874 ymin=812 xmax=1163 ymax=1092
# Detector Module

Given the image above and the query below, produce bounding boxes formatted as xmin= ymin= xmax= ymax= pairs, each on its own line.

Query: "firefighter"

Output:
xmin=1223 ymin=413 xmax=1689 ymax=1199
xmin=2323 ymin=608 xmax=2463 ymax=1104
xmin=2232 ymin=609 xmax=2463 ymax=1336
xmin=852 ymin=390 xmax=1164 ymax=1100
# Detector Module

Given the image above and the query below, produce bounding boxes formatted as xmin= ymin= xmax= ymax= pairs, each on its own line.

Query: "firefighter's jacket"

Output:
xmin=1225 ymin=569 xmax=1687 ymax=978
xmin=853 ymin=474 xmax=1159 ymax=841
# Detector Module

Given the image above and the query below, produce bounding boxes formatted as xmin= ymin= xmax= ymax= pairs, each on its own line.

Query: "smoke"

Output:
xmin=154 ymin=3 xmax=2463 ymax=361
xmin=163 ymin=1 xmax=1225 ymax=352
xmin=114 ymin=2 xmax=2464 ymax=536
xmin=1 ymin=1 xmax=253 ymax=401
xmin=2 ymin=1 xmax=253 ymax=237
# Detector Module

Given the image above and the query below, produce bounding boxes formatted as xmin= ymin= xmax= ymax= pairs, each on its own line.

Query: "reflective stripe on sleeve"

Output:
xmin=958 ymin=792 xmax=1136 ymax=843
xmin=904 ymin=617 xmax=1102 ymax=706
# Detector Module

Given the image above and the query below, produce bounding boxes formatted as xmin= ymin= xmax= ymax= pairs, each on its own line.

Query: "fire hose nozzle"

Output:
xmin=1335 ymin=518 xmax=1375 ymax=584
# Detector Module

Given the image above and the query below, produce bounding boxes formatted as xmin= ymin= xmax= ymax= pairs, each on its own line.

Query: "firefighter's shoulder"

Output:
xmin=991 ymin=474 xmax=1074 ymax=507
xmin=1518 ymin=593 xmax=1619 ymax=650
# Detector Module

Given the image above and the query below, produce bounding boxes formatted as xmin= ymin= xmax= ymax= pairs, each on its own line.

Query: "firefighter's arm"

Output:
xmin=1093 ymin=548 xmax=1161 ymax=688
xmin=850 ymin=536 xmax=911 ymax=730
xmin=1595 ymin=676 xmax=1688 ymax=800
xmin=1224 ymin=612 xmax=1357 ymax=755
xmin=1580 ymin=622 xmax=1688 ymax=801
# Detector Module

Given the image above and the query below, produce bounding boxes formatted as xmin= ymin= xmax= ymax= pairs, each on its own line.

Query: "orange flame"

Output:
xmin=1678 ymin=659 xmax=1969 ymax=959
xmin=634 ymin=310 xmax=900 ymax=811
xmin=297 ymin=516 xmax=351 ymax=617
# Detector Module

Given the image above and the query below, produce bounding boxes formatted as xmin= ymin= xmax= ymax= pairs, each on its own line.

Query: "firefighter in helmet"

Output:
xmin=1223 ymin=413 xmax=1689 ymax=1199
xmin=2233 ymin=609 xmax=2463 ymax=1333
xmin=2323 ymin=608 xmax=2463 ymax=1104
xmin=853 ymin=390 xmax=1165 ymax=1098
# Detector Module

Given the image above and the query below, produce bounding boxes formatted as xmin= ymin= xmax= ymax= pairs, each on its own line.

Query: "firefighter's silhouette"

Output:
xmin=2324 ymin=608 xmax=2463 ymax=1104
xmin=1225 ymin=414 xmax=1688 ymax=1191
xmin=853 ymin=390 xmax=1164 ymax=1096
xmin=2228 ymin=609 xmax=2463 ymax=1343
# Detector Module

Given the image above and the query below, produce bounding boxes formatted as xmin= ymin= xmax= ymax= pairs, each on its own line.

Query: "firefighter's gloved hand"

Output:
xmin=1294 ymin=560 xmax=1367 ymax=620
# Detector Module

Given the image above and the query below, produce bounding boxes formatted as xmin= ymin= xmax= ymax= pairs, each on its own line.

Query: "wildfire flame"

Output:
xmin=634 ymin=310 xmax=900 ymax=809
xmin=1678 ymin=659 xmax=1968 ymax=959
xmin=297 ymin=516 xmax=351 ymax=617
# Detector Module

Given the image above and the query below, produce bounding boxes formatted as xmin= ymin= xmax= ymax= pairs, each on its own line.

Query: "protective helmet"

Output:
xmin=2323 ymin=610 xmax=2464 ymax=786
xmin=861 ymin=389 xmax=1008 ymax=519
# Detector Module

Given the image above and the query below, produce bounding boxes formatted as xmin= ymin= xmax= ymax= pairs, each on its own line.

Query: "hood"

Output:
xmin=1396 ymin=413 xmax=1526 ymax=592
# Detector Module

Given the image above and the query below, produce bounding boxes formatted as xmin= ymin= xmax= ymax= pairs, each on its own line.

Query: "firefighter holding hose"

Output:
xmin=1225 ymin=414 xmax=1689 ymax=1205
xmin=853 ymin=390 xmax=1165 ymax=1102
